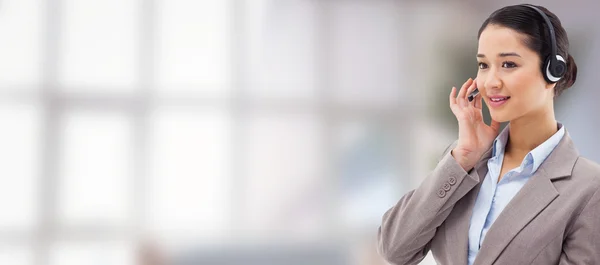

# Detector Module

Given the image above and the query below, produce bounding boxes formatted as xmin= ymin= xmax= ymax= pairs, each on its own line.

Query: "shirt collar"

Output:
xmin=491 ymin=122 xmax=565 ymax=174
xmin=529 ymin=122 xmax=565 ymax=173
xmin=491 ymin=124 xmax=510 ymax=158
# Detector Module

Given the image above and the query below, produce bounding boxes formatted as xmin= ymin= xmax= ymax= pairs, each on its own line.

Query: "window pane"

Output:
xmin=156 ymin=0 xmax=230 ymax=95
xmin=147 ymin=107 xmax=231 ymax=239
xmin=0 ymin=104 xmax=40 ymax=230
xmin=330 ymin=1 xmax=406 ymax=106
xmin=58 ymin=0 xmax=139 ymax=91
xmin=245 ymin=0 xmax=317 ymax=99
xmin=50 ymin=241 xmax=134 ymax=265
xmin=243 ymin=111 xmax=325 ymax=239
xmin=58 ymin=111 xmax=134 ymax=227
xmin=334 ymin=120 xmax=405 ymax=230
xmin=0 ymin=0 xmax=42 ymax=87
xmin=0 ymin=244 xmax=33 ymax=265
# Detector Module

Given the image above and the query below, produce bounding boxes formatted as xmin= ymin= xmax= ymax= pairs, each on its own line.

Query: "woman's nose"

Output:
xmin=483 ymin=70 xmax=502 ymax=90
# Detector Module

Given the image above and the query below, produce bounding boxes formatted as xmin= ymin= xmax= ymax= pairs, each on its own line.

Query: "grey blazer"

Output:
xmin=377 ymin=128 xmax=600 ymax=265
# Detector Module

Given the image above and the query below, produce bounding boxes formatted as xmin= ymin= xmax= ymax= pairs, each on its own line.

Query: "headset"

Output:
xmin=522 ymin=4 xmax=567 ymax=83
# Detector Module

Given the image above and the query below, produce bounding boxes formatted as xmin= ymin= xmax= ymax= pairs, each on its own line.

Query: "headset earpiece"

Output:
xmin=544 ymin=54 xmax=566 ymax=83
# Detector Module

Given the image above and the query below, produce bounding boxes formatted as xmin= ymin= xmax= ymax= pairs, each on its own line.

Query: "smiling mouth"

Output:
xmin=490 ymin=96 xmax=511 ymax=102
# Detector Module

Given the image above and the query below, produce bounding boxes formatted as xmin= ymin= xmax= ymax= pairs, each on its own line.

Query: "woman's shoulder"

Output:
xmin=563 ymin=156 xmax=600 ymax=221
xmin=568 ymin=155 xmax=600 ymax=191
xmin=574 ymin=156 xmax=600 ymax=177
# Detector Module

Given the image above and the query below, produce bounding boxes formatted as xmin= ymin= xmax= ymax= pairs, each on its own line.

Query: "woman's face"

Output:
xmin=476 ymin=24 xmax=555 ymax=123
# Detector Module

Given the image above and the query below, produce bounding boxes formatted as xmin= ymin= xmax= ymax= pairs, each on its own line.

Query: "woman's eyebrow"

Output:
xmin=476 ymin=52 xmax=522 ymax=58
xmin=498 ymin=52 xmax=521 ymax=57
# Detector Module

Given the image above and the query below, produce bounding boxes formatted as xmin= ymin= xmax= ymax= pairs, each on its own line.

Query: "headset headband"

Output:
xmin=522 ymin=4 xmax=560 ymax=67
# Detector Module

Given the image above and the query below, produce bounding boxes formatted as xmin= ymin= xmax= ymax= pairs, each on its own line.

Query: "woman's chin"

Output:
xmin=489 ymin=112 xmax=511 ymax=123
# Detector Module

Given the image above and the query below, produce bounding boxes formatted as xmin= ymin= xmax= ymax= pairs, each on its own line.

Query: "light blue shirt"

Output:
xmin=467 ymin=122 xmax=565 ymax=265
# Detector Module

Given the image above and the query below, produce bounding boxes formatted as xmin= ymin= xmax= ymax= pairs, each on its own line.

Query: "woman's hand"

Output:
xmin=449 ymin=78 xmax=501 ymax=171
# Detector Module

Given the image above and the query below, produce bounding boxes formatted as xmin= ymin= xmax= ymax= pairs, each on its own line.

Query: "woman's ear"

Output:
xmin=546 ymin=82 xmax=558 ymax=99
xmin=545 ymin=81 xmax=557 ymax=90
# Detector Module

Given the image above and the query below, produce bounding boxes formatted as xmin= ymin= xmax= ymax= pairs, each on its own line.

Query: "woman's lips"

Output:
xmin=488 ymin=96 xmax=510 ymax=108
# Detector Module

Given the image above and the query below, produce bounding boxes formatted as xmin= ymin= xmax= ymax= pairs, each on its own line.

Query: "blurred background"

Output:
xmin=0 ymin=0 xmax=598 ymax=264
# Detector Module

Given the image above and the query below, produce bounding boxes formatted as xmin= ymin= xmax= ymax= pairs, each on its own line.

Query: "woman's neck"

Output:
xmin=505 ymin=108 xmax=558 ymax=158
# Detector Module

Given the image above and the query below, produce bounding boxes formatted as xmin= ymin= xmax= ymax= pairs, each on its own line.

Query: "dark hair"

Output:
xmin=477 ymin=4 xmax=577 ymax=97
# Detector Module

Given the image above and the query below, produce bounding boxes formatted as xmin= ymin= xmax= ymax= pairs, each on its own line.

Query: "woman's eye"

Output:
xmin=502 ymin=61 xmax=517 ymax=68
xmin=478 ymin=62 xmax=488 ymax=69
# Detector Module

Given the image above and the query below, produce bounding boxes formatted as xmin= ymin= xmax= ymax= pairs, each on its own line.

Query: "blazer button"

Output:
xmin=448 ymin=176 xmax=457 ymax=185
xmin=437 ymin=189 xmax=446 ymax=198
xmin=443 ymin=182 xmax=451 ymax=191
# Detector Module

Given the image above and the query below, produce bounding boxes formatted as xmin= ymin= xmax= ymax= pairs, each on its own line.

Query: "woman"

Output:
xmin=377 ymin=4 xmax=600 ymax=265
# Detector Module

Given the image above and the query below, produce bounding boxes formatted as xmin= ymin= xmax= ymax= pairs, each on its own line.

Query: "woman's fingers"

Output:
xmin=459 ymin=78 xmax=472 ymax=97
xmin=457 ymin=78 xmax=473 ymax=108
xmin=449 ymin=87 xmax=458 ymax=113
xmin=450 ymin=78 xmax=480 ymax=116
xmin=465 ymin=79 xmax=477 ymax=102
xmin=474 ymin=93 xmax=483 ymax=109
xmin=449 ymin=87 xmax=456 ymax=105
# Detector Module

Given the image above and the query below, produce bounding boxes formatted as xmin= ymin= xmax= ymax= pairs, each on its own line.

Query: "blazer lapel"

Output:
xmin=445 ymin=145 xmax=494 ymax=265
xmin=472 ymin=130 xmax=579 ymax=265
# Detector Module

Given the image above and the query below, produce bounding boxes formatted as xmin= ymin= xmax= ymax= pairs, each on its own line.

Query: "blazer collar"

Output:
xmin=471 ymin=128 xmax=580 ymax=265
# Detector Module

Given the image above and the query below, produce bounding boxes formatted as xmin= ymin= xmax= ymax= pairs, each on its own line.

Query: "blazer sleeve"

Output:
xmin=377 ymin=140 xmax=481 ymax=265
xmin=558 ymin=186 xmax=600 ymax=265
